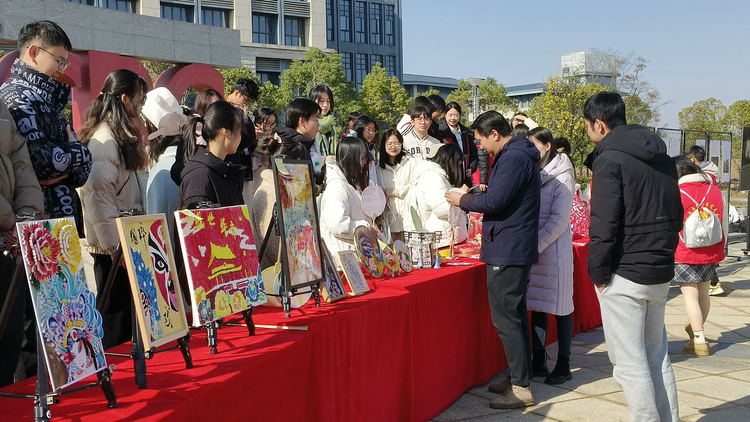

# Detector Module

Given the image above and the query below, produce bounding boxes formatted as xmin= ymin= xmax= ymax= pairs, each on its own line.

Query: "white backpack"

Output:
xmin=679 ymin=179 xmax=723 ymax=249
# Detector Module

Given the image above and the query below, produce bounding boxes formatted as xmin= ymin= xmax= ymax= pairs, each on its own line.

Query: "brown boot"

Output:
xmin=489 ymin=384 xmax=535 ymax=409
xmin=487 ymin=375 xmax=511 ymax=394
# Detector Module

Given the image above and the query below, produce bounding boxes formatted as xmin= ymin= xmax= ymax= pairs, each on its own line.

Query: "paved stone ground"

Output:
xmin=433 ymin=242 xmax=750 ymax=422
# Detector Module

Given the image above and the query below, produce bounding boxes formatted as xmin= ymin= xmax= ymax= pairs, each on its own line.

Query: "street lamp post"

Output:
xmin=466 ymin=77 xmax=485 ymax=121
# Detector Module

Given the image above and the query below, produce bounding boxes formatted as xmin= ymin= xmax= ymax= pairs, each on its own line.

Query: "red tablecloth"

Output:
xmin=572 ymin=239 xmax=602 ymax=333
xmin=0 ymin=262 xmax=508 ymax=422
xmin=0 ymin=252 xmax=603 ymax=422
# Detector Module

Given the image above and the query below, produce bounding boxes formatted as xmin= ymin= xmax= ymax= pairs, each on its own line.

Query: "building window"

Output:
xmin=285 ymin=17 xmax=305 ymax=47
xmin=326 ymin=0 xmax=334 ymax=41
xmin=370 ymin=3 xmax=382 ymax=45
xmin=257 ymin=72 xmax=281 ymax=85
xmin=202 ymin=7 xmax=230 ymax=28
xmin=355 ymin=53 xmax=368 ymax=89
xmin=252 ymin=13 xmax=277 ymax=44
xmin=65 ymin=0 xmax=134 ymax=11
xmin=372 ymin=54 xmax=383 ymax=69
xmin=385 ymin=4 xmax=395 ymax=46
xmin=354 ymin=2 xmax=367 ymax=43
xmin=339 ymin=0 xmax=351 ymax=43
xmin=101 ymin=0 xmax=135 ymax=12
xmin=386 ymin=55 xmax=396 ymax=77
xmin=342 ymin=53 xmax=353 ymax=82
xmin=161 ymin=2 xmax=194 ymax=22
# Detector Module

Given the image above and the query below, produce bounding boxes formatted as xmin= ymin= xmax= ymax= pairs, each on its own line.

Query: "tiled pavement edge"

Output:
xmin=433 ymin=242 xmax=750 ymax=422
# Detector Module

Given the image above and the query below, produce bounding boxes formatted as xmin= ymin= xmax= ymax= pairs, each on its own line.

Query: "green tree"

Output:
xmin=278 ymin=47 xmax=355 ymax=117
xmin=414 ymin=88 xmax=440 ymax=98
xmin=623 ymin=94 xmax=654 ymax=126
xmin=358 ymin=63 xmax=410 ymax=128
xmin=446 ymin=77 xmax=515 ymax=120
xmin=139 ymin=60 xmax=175 ymax=83
xmin=722 ymin=99 xmax=750 ymax=155
xmin=528 ymin=75 xmax=607 ymax=172
xmin=217 ymin=64 xmax=283 ymax=111
xmin=678 ymin=98 xmax=726 ymax=132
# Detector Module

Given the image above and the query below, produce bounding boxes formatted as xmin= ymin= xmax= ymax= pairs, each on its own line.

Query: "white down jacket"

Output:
xmin=527 ymin=153 xmax=575 ymax=316
xmin=403 ymin=160 xmax=467 ymax=248
xmin=320 ymin=162 xmax=370 ymax=268
xmin=376 ymin=155 xmax=416 ymax=233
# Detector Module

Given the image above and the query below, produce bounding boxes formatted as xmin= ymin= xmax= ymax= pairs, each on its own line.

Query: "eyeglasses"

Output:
xmin=413 ymin=116 xmax=431 ymax=123
xmin=385 ymin=142 xmax=401 ymax=147
xmin=366 ymin=128 xmax=378 ymax=134
xmin=34 ymin=46 xmax=70 ymax=71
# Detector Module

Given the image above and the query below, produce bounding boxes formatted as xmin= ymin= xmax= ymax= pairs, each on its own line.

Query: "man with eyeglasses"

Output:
xmin=225 ymin=78 xmax=259 ymax=200
xmin=0 ymin=21 xmax=92 ymax=236
xmin=402 ymin=106 xmax=441 ymax=160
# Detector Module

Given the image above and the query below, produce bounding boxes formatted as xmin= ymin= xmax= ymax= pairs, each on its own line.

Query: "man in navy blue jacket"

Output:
xmin=446 ymin=110 xmax=541 ymax=409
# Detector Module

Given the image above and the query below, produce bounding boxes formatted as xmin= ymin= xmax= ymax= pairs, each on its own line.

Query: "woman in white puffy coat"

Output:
xmin=526 ymin=127 xmax=575 ymax=385
xmin=320 ymin=137 xmax=373 ymax=269
xmin=376 ymin=128 xmax=415 ymax=243
xmin=403 ymin=143 xmax=468 ymax=248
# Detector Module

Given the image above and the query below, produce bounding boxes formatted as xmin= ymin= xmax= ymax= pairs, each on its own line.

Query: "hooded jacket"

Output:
xmin=403 ymin=160 xmax=468 ymax=248
xmin=527 ymin=153 xmax=575 ymax=316
xmin=459 ymin=135 xmax=541 ymax=266
xmin=176 ymin=148 xmax=244 ymax=210
xmin=273 ymin=126 xmax=314 ymax=161
xmin=0 ymin=59 xmax=92 ymax=234
xmin=585 ymin=124 xmax=683 ymax=286
xmin=0 ymin=100 xmax=43 ymax=231
xmin=319 ymin=162 xmax=370 ymax=268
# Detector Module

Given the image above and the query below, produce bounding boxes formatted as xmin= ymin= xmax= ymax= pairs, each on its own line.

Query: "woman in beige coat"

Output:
xmin=78 ymin=70 xmax=148 ymax=349
xmin=0 ymin=100 xmax=43 ymax=386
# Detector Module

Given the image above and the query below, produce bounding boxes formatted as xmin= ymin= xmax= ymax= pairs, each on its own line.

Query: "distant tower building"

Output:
xmin=560 ymin=51 xmax=616 ymax=86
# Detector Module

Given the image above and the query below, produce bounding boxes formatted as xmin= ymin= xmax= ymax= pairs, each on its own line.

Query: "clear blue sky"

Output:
xmin=402 ymin=0 xmax=750 ymax=128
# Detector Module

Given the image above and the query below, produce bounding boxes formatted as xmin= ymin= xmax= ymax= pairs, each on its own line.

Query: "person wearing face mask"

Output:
xmin=439 ymin=102 xmax=482 ymax=189
xmin=376 ymin=128 xmax=415 ymax=243
xmin=402 ymin=106 xmax=441 ymax=160
xmin=0 ymin=20 xmax=92 ymax=236
xmin=525 ymin=127 xmax=576 ymax=386
xmin=77 ymin=69 xmax=150 ymax=349
xmin=177 ymin=101 xmax=246 ymax=210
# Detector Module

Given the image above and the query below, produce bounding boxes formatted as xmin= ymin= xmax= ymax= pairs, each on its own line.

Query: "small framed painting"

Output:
xmin=116 ymin=214 xmax=190 ymax=350
xmin=338 ymin=250 xmax=370 ymax=295
xmin=321 ymin=243 xmax=346 ymax=302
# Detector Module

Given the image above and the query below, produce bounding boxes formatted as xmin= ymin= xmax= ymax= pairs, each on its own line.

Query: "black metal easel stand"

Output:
xmin=257 ymin=207 xmax=322 ymax=319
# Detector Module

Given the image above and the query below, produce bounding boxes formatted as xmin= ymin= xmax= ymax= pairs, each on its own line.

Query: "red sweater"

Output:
xmin=675 ymin=173 xmax=725 ymax=264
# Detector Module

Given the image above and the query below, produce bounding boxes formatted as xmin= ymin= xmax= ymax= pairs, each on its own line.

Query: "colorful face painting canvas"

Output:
xmin=16 ymin=218 xmax=107 ymax=391
xmin=175 ymin=205 xmax=267 ymax=326
xmin=321 ymin=242 xmax=346 ymax=302
xmin=116 ymin=214 xmax=189 ymax=349
xmin=273 ymin=159 xmax=324 ymax=288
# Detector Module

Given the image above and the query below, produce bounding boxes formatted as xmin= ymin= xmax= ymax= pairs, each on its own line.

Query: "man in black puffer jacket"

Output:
xmin=584 ymin=92 xmax=682 ymax=422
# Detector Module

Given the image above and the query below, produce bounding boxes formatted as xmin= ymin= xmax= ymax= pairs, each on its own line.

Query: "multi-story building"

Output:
xmin=325 ymin=0 xmax=403 ymax=89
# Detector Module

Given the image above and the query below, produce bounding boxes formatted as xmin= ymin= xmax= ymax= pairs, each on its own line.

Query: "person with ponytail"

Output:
xmin=252 ymin=135 xmax=307 ymax=270
xmin=176 ymin=101 xmax=245 ymax=209
xmin=525 ymin=126 xmax=575 ymax=385
xmin=77 ymin=69 xmax=149 ymax=349
xmin=320 ymin=137 xmax=373 ymax=268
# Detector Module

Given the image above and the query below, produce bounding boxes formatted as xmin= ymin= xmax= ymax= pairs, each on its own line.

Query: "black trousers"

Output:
xmin=93 ymin=253 xmax=133 ymax=350
xmin=486 ymin=264 xmax=532 ymax=387
xmin=0 ymin=253 xmax=25 ymax=387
